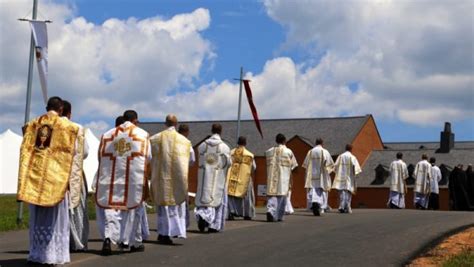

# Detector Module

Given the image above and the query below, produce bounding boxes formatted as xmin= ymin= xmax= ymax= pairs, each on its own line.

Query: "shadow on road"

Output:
xmin=0 ymin=258 xmax=28 ymax=267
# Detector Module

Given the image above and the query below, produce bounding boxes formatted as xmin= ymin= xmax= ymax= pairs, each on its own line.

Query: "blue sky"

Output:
xmin=0 ymin=0 xmax=473 ymax=142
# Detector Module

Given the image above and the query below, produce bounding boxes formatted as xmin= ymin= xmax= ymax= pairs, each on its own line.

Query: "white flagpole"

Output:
xmin=236 ymin=66 xmax=243 ymax=141
xmin=17 ymin=0 xmax=38 ymax=225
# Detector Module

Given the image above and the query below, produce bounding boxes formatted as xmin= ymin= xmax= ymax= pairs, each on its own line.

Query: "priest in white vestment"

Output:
xmin=195 ymin=124 xmax=231 ymax=233
xmin=150 ymin=115 xmax=194 ymax=245
xmin=265 ymin=134 xmax=298 ymax=222
xmin=62 ymin=100 xmax=90 ymax=251
xmin=387 ymin=152 xmax=409 ymax=209
xmin=332 ymin=144 xmax=362 ymax=214
xmin=18 ymin=97 xmax=82 ymax=265
xmin=227 ymin=136 xmax=256 ymax=220
xmin=414 ymin=154 xmax=432 ymax=210
xmin=95 ymin=110 xmax=151 ymax=255
xmin=428 ymin=157 xmax=442 ymax=210
xmin=303 ymin=138 xmax=334 ymax=216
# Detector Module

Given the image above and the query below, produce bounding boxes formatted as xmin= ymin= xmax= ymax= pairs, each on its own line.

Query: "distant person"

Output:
xmin=332 ymin=144 xmax=362 ymax=214
xmin=150 ymin=115 xmax=194 ymax=245
xmin=302 ymin=138 xmax=334 ymax=216
xmin=62 ymin=100 xmax=90 ymax=251
xmin=387 ymin=152 xmax=409 ymax=209
xmin=115 ymin=115 xmax=126 ymax=127
xmin=95 ymin=110 xmax=151 ymax=255
xmin=466 ymin=165 xmax=474 ymax=209
xmin=178 ymin=123 xmax=195 ymax=228
xmin=448 ymin=164 xmax=472 ymax=211
xmin=265 ymin=134 xmax=298 ymax=222
xmin=178 ymin=124 xmax=195 ymax=164
xmin=195 ymin=124 xmax=231 ymax=233
xmin=17 ymin=96 xmax=82 ymax=265
xmin=413 ymin=154 xmax=432 ymax=210
xmin=428 ymin=157 xmax=442 ymax=210
xmin=227 ymin=136 xmax=256 ymax=220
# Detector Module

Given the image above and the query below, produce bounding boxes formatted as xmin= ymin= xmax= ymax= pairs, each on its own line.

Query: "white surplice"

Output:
xmin=332 ymin=151 xmax=361 ymax=211
xmin=265 ymin=144 xmax=298 ymax=220
xmin=387 ymin=159 xmax=409 ymax=209
xmin=413 ymin=160 xmax=432 ymax=208
xmin=195 ymin=134 xmax=230 ymax=231
xmin=303 ymin=145 xmax=334 ymax=209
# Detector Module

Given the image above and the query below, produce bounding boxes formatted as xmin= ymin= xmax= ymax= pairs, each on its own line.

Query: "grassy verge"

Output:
xmin=0 ymin=195 xmax=29 ymax=232
xmin=0 ymin=194 xmax=157 ymax=232
xmin=443 ymin=249 xmax=474 ymax=267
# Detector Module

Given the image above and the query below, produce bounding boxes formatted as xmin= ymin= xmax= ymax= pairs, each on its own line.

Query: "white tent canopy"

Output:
xmin=0 ymin=129 xmax=99 ymax=194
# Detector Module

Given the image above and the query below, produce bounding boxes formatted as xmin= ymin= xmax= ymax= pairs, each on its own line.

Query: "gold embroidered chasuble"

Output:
xmin=150 ymin=128 xmax=191 ymax=206
xmin=227 ymin=146 xmax=254 ymax=198
xmin=17 ymin=111 xmax=80 ymax=206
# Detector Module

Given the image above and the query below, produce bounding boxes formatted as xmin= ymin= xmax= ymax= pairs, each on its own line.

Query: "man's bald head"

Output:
xmin=165 ymin=114 xmax=178 ymax=127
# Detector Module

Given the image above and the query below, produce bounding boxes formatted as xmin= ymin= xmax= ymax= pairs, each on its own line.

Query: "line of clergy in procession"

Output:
xmin=19 ymin=96 xmax=455 ymax=265
xmin=387 ymin=153 xmax=474 ymax=211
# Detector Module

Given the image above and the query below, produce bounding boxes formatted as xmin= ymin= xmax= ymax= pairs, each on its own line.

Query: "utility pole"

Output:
xmin=17 ymin=0 xmax=38 ymax=225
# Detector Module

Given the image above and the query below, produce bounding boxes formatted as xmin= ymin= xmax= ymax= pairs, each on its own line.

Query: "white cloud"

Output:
xmin=1 ymin=0 xmax=472 ymax=136
xmin=83 ymin=120 xmax=109 ymax=137
xmin=0 ymin=1 xmax=213 ymax=132
xmin=261 ymin=0 xmax=474 ymax=125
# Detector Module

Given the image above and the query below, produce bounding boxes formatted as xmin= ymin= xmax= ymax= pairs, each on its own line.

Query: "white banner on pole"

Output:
xmin=29 ymin=21 xmax=48 ymax=104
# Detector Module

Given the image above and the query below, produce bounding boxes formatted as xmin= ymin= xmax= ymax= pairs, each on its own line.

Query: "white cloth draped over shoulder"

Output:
xmin=303 ymin=145 xmax=334 ymax=191
xmin=414 ymin=160 xmax=432 ymax=195
xmin=67 ymin=119 xmax=89 ymax=209
xmin=265 ymin=145 xmax=298 ymax=196
xmin=331 ymin=151 xmax=361 ymax=194
xmin=389 ymin=159 xmax=409 ymax=194
xmin=96 ymin=122 xmax=151 ymax=210
xmin=195 ymin=134 xmax=230 ymax=207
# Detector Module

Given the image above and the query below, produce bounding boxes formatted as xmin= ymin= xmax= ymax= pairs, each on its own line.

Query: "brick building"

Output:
xmin=141 ymin=117 xmax=473 ymax=210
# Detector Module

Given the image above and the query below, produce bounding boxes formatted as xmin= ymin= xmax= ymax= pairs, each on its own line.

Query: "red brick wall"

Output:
xmin=351 ymin=116 xmax=384 ymax=166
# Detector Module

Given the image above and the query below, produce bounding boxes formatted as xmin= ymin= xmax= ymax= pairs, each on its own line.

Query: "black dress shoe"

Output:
xmin=312 ymin=202 xmax=321 ymax=216
xmin=208 ymin=228 xmax=219 ymax=233
xmin=243 ymin=216 xmax=252 ymax=220
xmin=101 ymin=238 xmax=112 ymax=256
xmin=197 ymin=215 xmax=207 ymax=233
xmin=157 ymin=235 xmax=173 ymax=245
xmin=338 ymin=208 xmax=345 ymax=214
xmin=130 ymin=244 xmax=145 ymax=252
xmin=266 ymin=212 xmax=274 ymax=222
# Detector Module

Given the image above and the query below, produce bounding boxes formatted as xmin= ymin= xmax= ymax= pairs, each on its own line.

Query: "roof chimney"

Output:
xmin=438 ymin=122 xmax=454 ymax=153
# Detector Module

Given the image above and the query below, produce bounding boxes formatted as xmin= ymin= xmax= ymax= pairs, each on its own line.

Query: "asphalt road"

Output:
xmin=1 ymin=209 xmax=473 ymax=267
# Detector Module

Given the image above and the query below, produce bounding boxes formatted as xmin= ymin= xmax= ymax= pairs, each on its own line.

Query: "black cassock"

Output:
xmin=465 ymin=166 xmax=474 ymax=209
xmin=448 ymin=167 xmax=473 ymax=211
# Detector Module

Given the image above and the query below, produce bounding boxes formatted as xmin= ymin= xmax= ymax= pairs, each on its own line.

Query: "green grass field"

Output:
xmin=443 ymin=249 xmax=474 ymax=267
xmin=0 ymin=195 xmax=29 ymax=232
xmin=0 ymin=194 xmax=156 ymax=232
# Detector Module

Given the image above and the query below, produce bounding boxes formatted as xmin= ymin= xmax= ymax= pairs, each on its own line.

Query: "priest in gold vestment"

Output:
xmin=227 ymin=136 xmax=256 ymax=220
xmin=17 ymin=96 xmax=81 ymax=265
xmin=265 ymin=134 xmax=298 ymax=222
xmin=150 ymin=115 xmax=195 ymax=245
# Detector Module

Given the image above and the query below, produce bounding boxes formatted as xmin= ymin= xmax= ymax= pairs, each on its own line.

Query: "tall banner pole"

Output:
xmin=17 ymin=0 xmax=38 ymax=225
xmin=236 ymin=66 xmax=243 ymax=141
